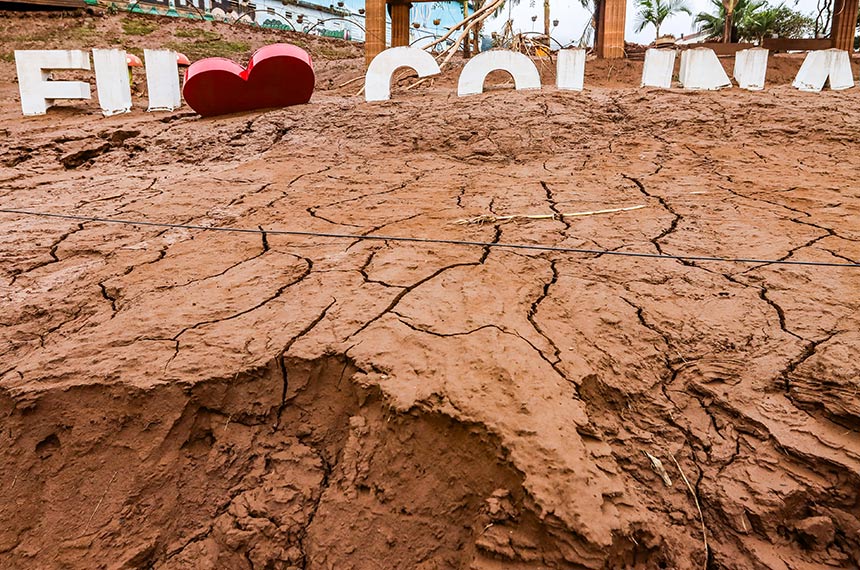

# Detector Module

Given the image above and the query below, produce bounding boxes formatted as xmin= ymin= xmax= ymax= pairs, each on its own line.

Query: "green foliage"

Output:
xmin=121 ymin=17 xmax=156 ymax=36
xmin=635 ymin=0 xmax=692 ymax=38
xmin=165 ymin=37 xmax=250 ymax=60
xmin=174 ymin=28 xmax=221 ymax=40
xmin=165 ymin=26 xmax=251 ymax=59
xmin=694 ymin=0 xmax=813 ymax=41
xmin=67 ymin=21 xmax=99 ymax=41
xmin=747 ymin=4 xmax=813 ymax=40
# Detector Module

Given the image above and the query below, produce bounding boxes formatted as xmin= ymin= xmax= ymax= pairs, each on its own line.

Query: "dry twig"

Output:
xmin=338 ymin=75 xmax=364 ymax=89
xmin=453 ymin=204 xmax=645 ymax=226
xmin=644 ymin=451 xmax=673 ymax=487
xmin=83 ymin=471 xmax=118 ymax=533
xmin=671 ymin=454 xmax=709 ymax=570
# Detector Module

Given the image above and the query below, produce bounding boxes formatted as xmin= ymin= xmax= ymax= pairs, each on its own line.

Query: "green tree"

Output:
xmin=746 ymin=4 xmax=813 ymax=40
xmin=696 ymin=0 xmax=814 ymax=41
xmin=635 ymin=0 xmax=692 ymax=38
xmin=695 ymin=0 xmax=764 ymax=41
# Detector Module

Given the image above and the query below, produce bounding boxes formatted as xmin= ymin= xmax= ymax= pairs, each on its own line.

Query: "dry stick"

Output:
xmin=429 ymin=0 xmax=506 ymax=65
xmin=404 ymin=76 xmax=430 ymax=91
xmin=338 ymin=75 xmax=364 ymax=88
xmin=671 ymin=455 xmax=709 ymax=570
xmin=438 ymin=9 xmax=501 ymax=68
xmin=83 ymin=471 xmax=118 ymax=533
xmin=644 ymin=451 xmax=673 ymax=487
xmin=403 ymin=0 xmax=507 ymax=91
xmin=453 ymin=204 xmax=646 ymax=225
xmin=420 ymin=0 xmax=502 ymax=54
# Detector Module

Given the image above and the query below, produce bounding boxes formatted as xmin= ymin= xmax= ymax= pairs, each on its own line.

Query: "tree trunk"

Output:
xmin=723 ymin=11 xmax=733 ymax=43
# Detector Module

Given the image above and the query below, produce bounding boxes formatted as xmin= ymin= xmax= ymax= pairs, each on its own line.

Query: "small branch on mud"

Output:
xmin=338 ymin=75 xmax=364 ymax=89
xmin=671 ymin=454 xmax=709 ymax=569
xmin=83 ymin=471 xmax=118 ymax=534
xmin=643 ymin=452 xmax=673 ymax=487
xmin=453 ymin=205 xmax=646 ymax=226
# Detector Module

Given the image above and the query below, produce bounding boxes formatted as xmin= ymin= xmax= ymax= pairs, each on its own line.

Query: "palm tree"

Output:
xmin=694 ymin=0 xmax=764 ymax=41
xmin=635 ymin=0 xmax=692 ymax=39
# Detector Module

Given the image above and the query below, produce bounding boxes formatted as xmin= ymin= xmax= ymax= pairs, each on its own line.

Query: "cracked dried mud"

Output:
xmin=1 ymin=10 xmax=860 ymax=570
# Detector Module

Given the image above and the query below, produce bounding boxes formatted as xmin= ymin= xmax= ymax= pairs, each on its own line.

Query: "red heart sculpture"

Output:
xmin=183 ymin=43 xmax=314 ymax=117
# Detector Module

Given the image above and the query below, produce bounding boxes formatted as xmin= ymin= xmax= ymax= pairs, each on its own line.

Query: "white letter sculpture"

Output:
xmin=92 ymin=49 xmax=132 ymax=116
xmin=457 ymin=50 xmax=541 ymax=97
xmin=556 ymin=49 xmax=586 ymax=91
xmin=144 ymin=49 xmax=182 ymax=111
xmin=734 ymin=48 xmax=768 ymax=91
xmin=793 ymin=49 xmax=854 ymax=92
xmin=365 ymin=47 xmax=441 ymax=102
xmin=15 ymin=50 xmax=91 ymax=116
xmin=679 ymin=48 xmax=731 ymax=90
xmin=641 ymin=48 xmax=676 ymax=89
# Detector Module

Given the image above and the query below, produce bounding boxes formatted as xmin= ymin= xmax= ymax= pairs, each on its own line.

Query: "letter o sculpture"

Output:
xmin=365 ymin=47 xmax=441 ymax=102
xmin=457 ymin=50 xmax=541 ymax=97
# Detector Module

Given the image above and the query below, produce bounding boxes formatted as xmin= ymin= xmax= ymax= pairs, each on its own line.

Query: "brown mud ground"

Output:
xmin=1 ymin=10 xmax=859 ymax=570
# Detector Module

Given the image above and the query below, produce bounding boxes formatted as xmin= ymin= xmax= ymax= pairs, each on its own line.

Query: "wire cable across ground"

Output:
xmin=1 ymin=207 xmax=858 ymax=269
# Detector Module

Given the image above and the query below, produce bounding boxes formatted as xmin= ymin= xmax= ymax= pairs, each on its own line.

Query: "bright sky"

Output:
xmin=479 ymin=0 xmax=821 ymax=46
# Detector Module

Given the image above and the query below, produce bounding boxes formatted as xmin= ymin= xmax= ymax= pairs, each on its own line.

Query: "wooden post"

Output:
xmin=831 ymin=0 xmax=858 ymax=52
xmin=462 ymin=0 xmax=470 ymax=58
xmin=595 ymin=0 xmax=625 ymax=58
xmin=390 ymin=1 xmax=411 ymax=47
xmin=543 ymin=0 xmax=550 ymax=39
xmin=365 ymin=0 xmax=386 ymax=66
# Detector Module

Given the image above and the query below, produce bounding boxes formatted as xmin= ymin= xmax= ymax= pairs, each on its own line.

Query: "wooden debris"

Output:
xmin=453 ymin=204 xmax=646 ymax=225
xmin=644 ymin=451 xmax=673 ymax=487
xmin=671 ymin=454 xmax=709 ymax=570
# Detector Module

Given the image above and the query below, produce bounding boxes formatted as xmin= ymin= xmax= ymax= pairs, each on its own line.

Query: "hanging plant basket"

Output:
xmin=433 ymin=18 xmax=440 ymax=25
xmin=412 ymin=21 xmax=420 ymax=28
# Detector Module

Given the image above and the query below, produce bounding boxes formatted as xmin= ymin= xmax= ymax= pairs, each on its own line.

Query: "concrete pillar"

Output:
xmin=596 ymin=0 xmax=626 ymax=59
xmin=390 ymin=1 xmax=411 ymax=47
xmin=365 ymin=0 xmax=387 ymax=66
xmin=830 ymin=0 xmax=858 ymax=52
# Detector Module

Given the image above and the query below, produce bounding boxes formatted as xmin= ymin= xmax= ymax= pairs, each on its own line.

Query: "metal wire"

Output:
xmin=1 ymin=208 xmax=858 ymax=268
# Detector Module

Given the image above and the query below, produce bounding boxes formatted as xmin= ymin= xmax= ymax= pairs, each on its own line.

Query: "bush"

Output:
xmin=121 ymin=17 xmax=156 ymax=36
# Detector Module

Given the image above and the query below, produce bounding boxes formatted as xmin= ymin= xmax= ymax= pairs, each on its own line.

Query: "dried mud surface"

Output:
xmin=2 ymin=12 xmax=860 ymax=570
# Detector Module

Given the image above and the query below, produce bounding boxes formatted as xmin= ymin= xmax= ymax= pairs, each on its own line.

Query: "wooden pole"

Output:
xmin=390 ymin=1 xmax=411 ymax=47
xmin=596 ymin=0 xmax=625 ymax=58
xmin=544 ymin=0 xmax=550 ymax=39
xmin=462 ymin=0 xmax=470 ymax=57
xmin=830 ymin=0 xmax=858 ymax=51
xmin=365 ymin=0 xmax=386 ymax=66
